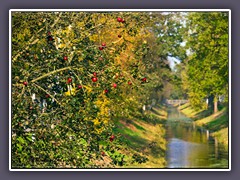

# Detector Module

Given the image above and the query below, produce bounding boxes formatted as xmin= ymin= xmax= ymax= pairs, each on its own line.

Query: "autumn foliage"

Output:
xmin=11 ymin=11 xmax=168 ymax=168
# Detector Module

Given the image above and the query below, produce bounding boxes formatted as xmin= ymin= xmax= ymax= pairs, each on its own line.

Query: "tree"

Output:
xmin=147 ymin=12 xmax=187 ymax=102
xmin=183 ymin=12 xmax=229 ymax=113
xmin=11 ymin=11 xmax=159 ymax=168
xmin=153 ymin=12 xmax=187 ymax=62
xmin=12 ymin=11 xmax=189 ymax=168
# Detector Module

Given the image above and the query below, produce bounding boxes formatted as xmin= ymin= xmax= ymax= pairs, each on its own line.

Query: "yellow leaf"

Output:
xmin=65 ymin=91 xmax=71 ymax=96
xmin=58 ymin=43 xmax=65 ymax=49
xmin=64 ymin=84 xmax=77 ymax=96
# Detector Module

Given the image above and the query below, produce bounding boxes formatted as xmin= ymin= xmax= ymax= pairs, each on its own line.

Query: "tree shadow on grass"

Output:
xmin=178 ymin=104 xmax=191 ymax=110
xmin=206 ymin=114 xmax=228 ymax=132
xmin=151 ymin=107 xmax=165 ymax=117
xmin=133 ymin=111 xmax=166 ymax=126
xmin=193 ymin=109 xmax=213 ymax=120
xmin=122 ymin=133 xmax=166 ymax=161
xmin=150 ymin=145 xmax=166 ymax=158
xmin=122 ymin=133 xmax=149 ymax=151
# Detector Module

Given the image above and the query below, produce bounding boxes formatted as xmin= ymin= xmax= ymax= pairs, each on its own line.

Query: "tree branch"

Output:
xmin=32 ymin=82 xmax=62 ymax=107
xmin=31 ymin=66 xmax=71 ymax=83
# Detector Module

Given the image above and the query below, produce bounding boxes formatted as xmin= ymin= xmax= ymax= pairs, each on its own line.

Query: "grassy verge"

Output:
xmin=177 ymin=103 xmax=229 ymax=150
xmin=113 ymin=104 xmax=168 ymax=168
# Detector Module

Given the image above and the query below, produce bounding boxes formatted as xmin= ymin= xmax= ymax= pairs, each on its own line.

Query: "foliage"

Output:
xmin=150 ymin=12 xmax=188 ymax=102
xmin=11 ymin=11 xmax=172 ymax=168
xmin=181 ymin=12 xmax=229 ymax=110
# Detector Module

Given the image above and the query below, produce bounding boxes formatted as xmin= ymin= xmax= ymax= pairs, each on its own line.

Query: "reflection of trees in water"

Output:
xmin=167 ymin=122 xmax=209 ymax=144
xmin=166 ymin=107 xmax=228 ymax=168
xmin=167 ymin=107 xmax=209 ymax=144
xmin=167 ymin=138 xmax=211 ymax=168
xmin=186 ymin=142 xmax=211 ymax=167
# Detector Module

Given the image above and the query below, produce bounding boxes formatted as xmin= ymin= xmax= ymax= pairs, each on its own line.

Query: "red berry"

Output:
xmin=104 ymin=89 xmax=108 ymax=93
xmin=117 ymin=17 xmax=122 ymax=22
xmin=63 ymin=56 xmax=68 ymax=61
xmin=121 ymin=19 xmax=125 ymax=23
xmin=48 ymin=36 xmax=53 ymax=41
xmin=92 ymin=77 xmax=98 ymax=82
xmin=113 ymin=83 xmax=117 ymax=88
xmin=109 ymin=135 xmax=115 ymax=142
xmin=101 ymin=42 xmax=106 ymax=47
xmin=128 ymin=81 xmax=132 ymax=85
xmin=29 ymin=106 xmax=33 ymax=110
xmin=78 ymin=85 xmax=82 ymax=89
xmin=93 ymin=72 xmax=97 ymax=77
xmin=67 ymin=77 xmax=72 ymax=83
xmin=118 ymin=35 xmax=122 ymax=38
xmin=23 ymin=81 xmax=28 ymax=86
xmin=45 ymin=94 xmax=50 ymax=98
xmin=101 ymin=151 xmax=105 ymax=156
xmin=99 ymin=46 xmax=104 ymax=50
xmin=47 ymin=31 xmax=51 ymax=35
xmin=142 ymin=77 xmax=147 ymax=82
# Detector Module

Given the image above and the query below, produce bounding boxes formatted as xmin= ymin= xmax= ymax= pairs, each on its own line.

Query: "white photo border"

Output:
xmin=9 ymin=9 xmax=231 ymax=171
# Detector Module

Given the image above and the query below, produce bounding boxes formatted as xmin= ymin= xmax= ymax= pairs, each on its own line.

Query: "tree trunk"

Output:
xmin=214 ymin=96 xmax=218 ymax=114
xmin=208 ymin=94 xmax=214 ymax=111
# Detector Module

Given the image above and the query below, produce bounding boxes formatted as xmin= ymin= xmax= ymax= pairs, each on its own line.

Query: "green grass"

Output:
xmin=180 ymin=104 xmax=205 ymax=119
xmin=197 ymin=110 xmax=228 ymax=130
xmin=112 ymin=105 xmax=168 ymax=168
xmin=178 ymin=102 xmax=190 ymax=110
xmin=195 ymin=110 xmax=229 ymax=150
xmin=212 ymin=128 xmax=228 ymax=151
xmin=132 ymin=121 xmax=146 ymax=131
xmin=207 ymin=116 xmax=228 ymax=130
xmin=178 ymin=103 xmax=229 ymax=150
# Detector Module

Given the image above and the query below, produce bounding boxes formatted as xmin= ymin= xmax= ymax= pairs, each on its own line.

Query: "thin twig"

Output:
xmin=31 ymin=66 xmax=72 ymax=83
xmin=32 ymin=82 xmax=62 ymax=107
xmin=17 ymin=85 xmax=25 ymax=98
xmin=111 ymin=37 xmax=123 ymax=44
xmin=69 ymin=68 xmax=86 ymax=97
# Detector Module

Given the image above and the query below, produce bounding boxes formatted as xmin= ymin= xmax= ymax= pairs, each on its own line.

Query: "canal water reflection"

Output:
xmin=166 ymin=106 xmax=228 ymax=168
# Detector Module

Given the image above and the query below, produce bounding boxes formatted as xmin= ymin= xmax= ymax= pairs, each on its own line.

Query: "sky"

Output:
xmin=167 ymin=56 xmax=181 ymax=70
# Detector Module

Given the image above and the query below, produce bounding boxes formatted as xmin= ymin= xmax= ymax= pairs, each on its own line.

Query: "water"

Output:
xmin=166 ymin=106 xmax=228 ymax=168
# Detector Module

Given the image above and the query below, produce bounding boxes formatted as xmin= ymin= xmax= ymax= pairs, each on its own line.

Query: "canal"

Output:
xmin=166 ymin=106 xmax=228 ymax=168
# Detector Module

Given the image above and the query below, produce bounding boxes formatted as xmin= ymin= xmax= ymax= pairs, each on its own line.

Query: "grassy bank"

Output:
xmin=113 ymin=104 xmax=168 ymax=168
xmin=178 ymin=103 xmax=229 ymax=150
